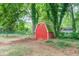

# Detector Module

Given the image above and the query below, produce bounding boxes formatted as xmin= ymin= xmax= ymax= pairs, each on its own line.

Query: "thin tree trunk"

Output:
xmin=57 ymin=3 xmax=69 ymax=37
xmin=70 ymin=4 xmax=76 ymax=33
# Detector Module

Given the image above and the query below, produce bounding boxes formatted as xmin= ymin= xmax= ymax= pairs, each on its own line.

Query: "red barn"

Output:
xmin=35 ymin=22 xmax=55 ymax=41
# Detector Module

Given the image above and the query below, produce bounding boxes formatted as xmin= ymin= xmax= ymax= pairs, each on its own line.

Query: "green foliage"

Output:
xmin=0 ymin=3 xmax=32 ymax=34
xmin=47 ymin=3 xmax=69 ymax=37
xmin=0 ymin=3 xmax=78 ymax=38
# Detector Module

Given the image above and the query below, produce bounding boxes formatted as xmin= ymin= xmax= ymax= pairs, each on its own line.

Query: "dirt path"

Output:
xmin=0 ymin=38 xmax=79 ymax=56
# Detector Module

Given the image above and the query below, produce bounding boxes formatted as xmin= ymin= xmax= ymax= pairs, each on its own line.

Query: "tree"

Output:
xmin=47 ymin=3 xmax=69 ymax=37
xmin=31 ymin=3 xmax=38 ymax=34
xmin=0 ymin=3 xmax=27 ymax=32
xmin=70 ymin=4 xmax=76 ymax=33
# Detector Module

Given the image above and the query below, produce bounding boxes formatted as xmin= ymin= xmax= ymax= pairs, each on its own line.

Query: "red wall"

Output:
xmin=48 ymin=32 xmax=55 ymax=38
xmin=35 ymin=22 xmax=55 ymax=40
xmin=36 ymin=22 xmax=48 ymax=40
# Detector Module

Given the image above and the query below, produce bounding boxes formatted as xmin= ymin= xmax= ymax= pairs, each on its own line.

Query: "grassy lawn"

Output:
xmin=0 ymin=44 xmax=32 ymax=56
xmin=44 ymin=39 xmax=79 ymax=49
xmin=0 ymin=35 xmax=79 ymax=55
xmin=0 ymin=34 xmax=32 ymax=42
xmin=0 ymin=34 xmax=32 ymax=56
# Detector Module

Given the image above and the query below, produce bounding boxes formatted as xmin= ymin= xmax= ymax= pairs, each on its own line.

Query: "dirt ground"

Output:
xmin=0 ymin=37 xmax=79 ymax=56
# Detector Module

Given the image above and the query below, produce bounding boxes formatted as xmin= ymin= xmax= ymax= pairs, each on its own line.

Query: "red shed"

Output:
xmin=35 ymin=22 xmax=55 ymax=41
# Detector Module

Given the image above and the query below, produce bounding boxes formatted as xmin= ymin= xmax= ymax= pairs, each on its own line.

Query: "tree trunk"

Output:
xmin=31 ymin=4 xmax=38 ymax=34
xmin=48 ymin=3 xmax=59 ymax=37
xmin=70 ymin=4 xmax=76 ymax=33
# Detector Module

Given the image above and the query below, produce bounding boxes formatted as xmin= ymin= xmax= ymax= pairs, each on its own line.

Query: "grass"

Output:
xmin=0 ymin=44 xmax=32 ymax=56
xmin=0 ymin=35 xmax=79 ymax=55
xmin=44 ymin=39 xmax=79 ymax=49
xmin=0 ymin=35 xmax=33 ymax=56
xmin=0 ymin=34 xmax=32 ymax=42
xmin=8 ymin=44 xmax=32 ymax=56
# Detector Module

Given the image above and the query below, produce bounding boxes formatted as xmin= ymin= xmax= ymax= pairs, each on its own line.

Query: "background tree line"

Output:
xmin=0 ymin=3 xmax=79 ymax=38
